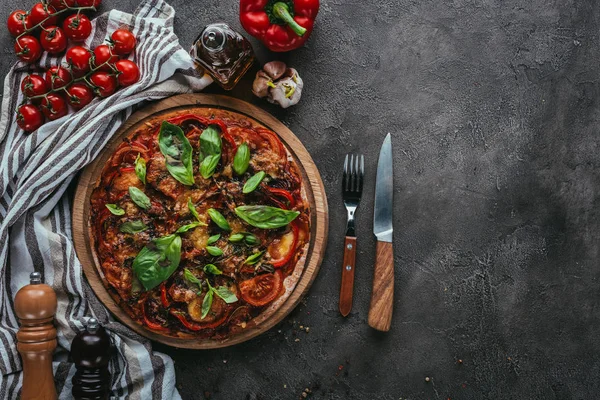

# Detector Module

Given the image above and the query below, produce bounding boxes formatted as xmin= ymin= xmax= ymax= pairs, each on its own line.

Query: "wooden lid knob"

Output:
xmin=14 ymin=272 xmax=57 ymax=321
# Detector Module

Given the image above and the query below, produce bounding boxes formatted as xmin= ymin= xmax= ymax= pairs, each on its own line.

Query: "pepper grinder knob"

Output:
xmin=71 ymin=318 xmax=111 ymax=400
xmin=14 ymin=271 xmax=58 ymax=400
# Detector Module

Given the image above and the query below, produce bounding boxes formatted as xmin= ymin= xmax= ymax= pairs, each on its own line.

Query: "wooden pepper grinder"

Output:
xmin=71 ymin=318 xmax=111 ymax=400
xmin=14 ymin=271 xmax=58 ymax=400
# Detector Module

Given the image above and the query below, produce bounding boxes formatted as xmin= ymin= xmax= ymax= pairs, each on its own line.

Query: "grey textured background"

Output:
xmin=2 ymin=0 xmax=600 ymax=399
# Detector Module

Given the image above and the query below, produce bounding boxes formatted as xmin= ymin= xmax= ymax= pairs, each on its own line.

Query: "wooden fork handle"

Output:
xmin=339 ymin=236 xmax=356 ymax=316
xmin=368 ymin=241 xmax=394 ymax=331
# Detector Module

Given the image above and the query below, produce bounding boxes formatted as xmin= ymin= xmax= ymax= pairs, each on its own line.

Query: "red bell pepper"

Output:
xmin=240 ymin=0 xmax=319 ymax=52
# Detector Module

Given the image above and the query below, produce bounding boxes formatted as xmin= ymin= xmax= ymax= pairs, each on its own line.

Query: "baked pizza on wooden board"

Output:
xmin=72 ymin=94 xmax=328 ymax=349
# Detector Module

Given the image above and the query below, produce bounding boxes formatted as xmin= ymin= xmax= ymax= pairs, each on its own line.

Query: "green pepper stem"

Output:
xmin=272 ymin=2 xmax=307 ymax=37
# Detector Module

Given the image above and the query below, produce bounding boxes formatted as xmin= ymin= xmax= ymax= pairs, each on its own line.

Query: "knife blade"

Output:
xmin=368 ymin=133 xmax=394 ymax=332
xmin=373 ymin=133 xmax=393 ymax=242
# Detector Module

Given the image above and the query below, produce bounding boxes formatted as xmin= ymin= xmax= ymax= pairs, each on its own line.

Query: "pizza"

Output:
xmin=89 ymin=108 xmax=310 ymax=339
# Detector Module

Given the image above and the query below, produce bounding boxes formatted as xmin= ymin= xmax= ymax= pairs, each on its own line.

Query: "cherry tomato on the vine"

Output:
xmin=65 ymin=83 xmax=94 ymax=110
xmin=66 ymin=46 xmax=92 ymax=76
xmin=14 ymin=36 xmax=42 ymax=63
xmin=49 ymin=0 xmax=76 ymax=11
xmin=76 ymin=0 xmax=102 ymax=7
xmin=40 ymin=26 xmax=67 ymax=54
xmin=45 ymin=65 xmax=72 ymax=89
xmin=63 ymin=14 xmax=92 ymax=42
xmin=21 ymin=74 xmax=48 ymax=100
xmin=92 ymin=44 xmax=118 ymax=71
xmin=28 ymin=3 xmax=57 ymax=28
xmin=114 ymin=59 xmax=140 ymax=86
xmin=110 ymin=29 xmax=136 ymax=55
xmin=41 ymin=93 xmax=68 ymax=121
xmin=17 ymin=104 xmax=44 ymax=133
xmin=7 ymin=10 xmax=30 ymax=37
xmin=90 ymin=72 xmax=118 ymax=97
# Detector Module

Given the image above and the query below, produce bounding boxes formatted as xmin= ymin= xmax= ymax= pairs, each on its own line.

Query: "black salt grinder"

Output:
xmin=71 ymin=318 xmax=111 ymax=400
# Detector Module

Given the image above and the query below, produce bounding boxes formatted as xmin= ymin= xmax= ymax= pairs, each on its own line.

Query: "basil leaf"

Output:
xmin=244 ymin=234 xmax=259 ymax=246
xmin=129 ymin=187 xmax=151 ymax=210
xmin=203 ymin=264 xmax=222 ymax=275
xmin=184 ymin=268 xmax=202 ymax=289
xmin=135 ymin=153 xmax=146 ymax=185
xmin=207 ymin=234 xmax=220 ymax=245
xmin=188 ymin=198 xmax=201 ymax=222
xmin=235 ymin=205 xmax=300 ymax=229
xmin=213 ymin=286 xmax=238 ymax=304
xmin=158 ymin=121 xmax=195 ymax=186
xmin=242 ymin=171 xmax=266 ymax=194
xmin=133 ymin=234 xmax=181 ymax=291
xmin=228 ymin=233 xmax=244 ymax=243
xmin=207 ymin=208 xmax=231 ymax=231
xmin=245 ymin=250 xmax=264 ymax=265
xmin=206 ymin=246 xmax=223 ymax=257
xmin=176 ymin=222 xmax=202 ymax=234
xmin=106 ymin=204 xmax=125 ymax=216
xmin=199 ymin=125 xmax=222 ymax=179
xmin=233 ymin=142 xmax=250 ymax=175
xmin=201 ymin=289 xmax=213 ymax=319
xmin=120 ymin=220 xmax=148 ymax=234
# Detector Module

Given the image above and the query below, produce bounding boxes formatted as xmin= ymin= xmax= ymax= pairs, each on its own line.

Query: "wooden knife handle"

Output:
xmin=339 ymin=236 xmax=356 ymax=316
xmin=368 ymin=241 xmax=394 ymax=331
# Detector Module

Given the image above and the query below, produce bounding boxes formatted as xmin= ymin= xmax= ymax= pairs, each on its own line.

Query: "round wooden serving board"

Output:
xmin=72 ymin=94 xmax=328 ymax=349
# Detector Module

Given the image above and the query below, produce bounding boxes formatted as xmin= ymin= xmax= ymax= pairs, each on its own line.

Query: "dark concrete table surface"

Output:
xmin=2 ymin=1 xmax=600 ymax=399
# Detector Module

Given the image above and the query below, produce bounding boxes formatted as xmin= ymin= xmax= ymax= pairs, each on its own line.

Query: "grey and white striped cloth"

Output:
xmin=0 ymin=0 xmax=211 ymax=398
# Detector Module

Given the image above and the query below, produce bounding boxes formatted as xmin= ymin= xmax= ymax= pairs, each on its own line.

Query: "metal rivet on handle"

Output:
xmin=347 ymin=243 xmax=353 ymax=250
xmin=346 ymin=265 xmax=352 ymax=271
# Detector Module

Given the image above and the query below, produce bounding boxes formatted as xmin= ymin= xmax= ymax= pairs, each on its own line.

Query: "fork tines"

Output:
xmin=343 ymin=154 xmax=365 ymax=195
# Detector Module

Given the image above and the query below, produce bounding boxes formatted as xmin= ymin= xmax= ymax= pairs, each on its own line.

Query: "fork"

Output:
xmin=339 ymin=153 xmax=365 ymax=317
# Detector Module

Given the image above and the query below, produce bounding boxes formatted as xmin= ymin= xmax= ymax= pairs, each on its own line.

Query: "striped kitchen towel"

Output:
xmin=0 ymin=0 xmax=212 ymax=398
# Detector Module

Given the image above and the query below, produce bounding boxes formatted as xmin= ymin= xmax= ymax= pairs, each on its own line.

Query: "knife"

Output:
xmin=368 ymin=133 xmax=394 ymax=331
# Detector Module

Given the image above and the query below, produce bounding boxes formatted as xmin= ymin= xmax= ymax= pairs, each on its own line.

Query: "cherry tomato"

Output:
xmin=21 ymin=74 xmax=48 ymax=100
xmin=49 ymin=0 xmax=76 ymax=10
xmin=93 ymin=44 xmax=118 ymax=71
xmin=45 ymin=65 xmax=72 ymax=89
xmin=65 ymin=83 xmax=94 ymax=110
xmin=268 ymin=222 xmax=299 ymax=268
xmin=90 ymin=71 xmax=118 ymax=97
xmin=63 ymin=14 xmax=92 ymax=42
xmin=14 ymin=36 xmax=42 ymax=64
xmin=114 ymin=59 xmax=140 ymax=86
xmin=7 ymin=10 xmax=29 ymax=37
xmin=16 ymin=104 xmax=44 ymax=132
xmin=238 ymin=271 xmax=283 ymax=307
xmin=41 ymin=93 xmax=68 ymax=121
xmin=66 ymin=46 xmax=92 ymax=76
xmin=28 ymin=3 xmax=57 ymax=28
xmin=76 ymin=0 xmax=102 ymax=7
xmin=40 ymin=26 xmax=67 ymax=54
xmin=110 ymin=29 xmax=136 ymax=55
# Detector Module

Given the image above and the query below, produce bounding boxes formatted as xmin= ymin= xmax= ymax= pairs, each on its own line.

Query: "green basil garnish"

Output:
xmin=106 ymin=204 xmax=125 ymax=216
xmin=176 ymin=222 xmax=202 ymax=234
xmin=213 ymin=285 xmax=238 ymax=304
xmin=129 ymin=187 xmax=151 ymax=210
xmin=245 ymin=250 xmax=264 ymax=265
xmin=120 ymin=220 xmax=148 ymax=234
xmin=135 ymin=153 xmax=146 ymax=185
xmin=202 ymin=279 xmax=238 ymax=319
xmin=199 ymin=125 xmax=222 ymax=179
xmin=207 ymin=208 xmax=231 ymax=231
xmin=201 ymin=289 xmax=213 ymax=319
xmin=206 ymin=246 xmax=223 ymax=257
xmin=133 ymin=234 xmax=181 ymax=291
xmin=184 ymin=268 xmax=202 ymax=287
xmin=242 ymin=171 xmax=266 ymax=194
xmin=235 ymin=205 xmax=299 ymax=229
xmin=228 ymin=233 xmax=245 ymax=243
xmin=233 ymin=142 xmax=250 ymax=175
xmin=203 ymin=264 xmax=222 ymax=275
xmin=244 ymin=234 xmax=259 ymax=245
xmin=207 ymin=234 xmax=220 ymax=245
xmin=158 ymin=121 xmax=194 ymax=186
xmin=187 ymin=197 xmax=202 ymax=223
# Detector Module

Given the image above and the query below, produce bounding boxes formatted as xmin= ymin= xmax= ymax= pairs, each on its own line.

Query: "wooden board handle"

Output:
xmin=368 ymin=241 xmax=394 ymax=331
xmin=339 ymin=236 xmax=356 ymax=316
